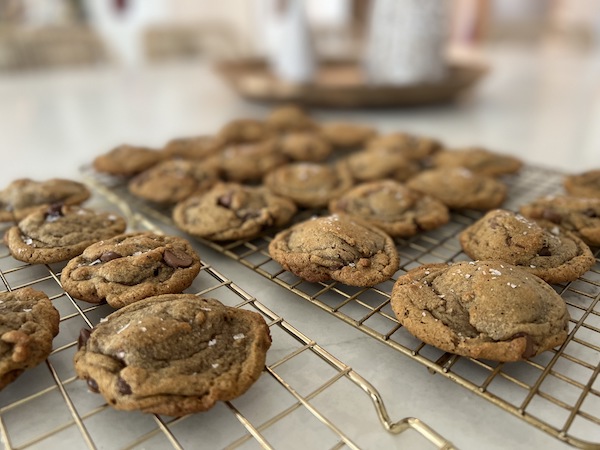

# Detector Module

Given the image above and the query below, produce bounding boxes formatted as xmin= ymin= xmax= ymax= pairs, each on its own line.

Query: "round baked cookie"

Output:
xmin=217 ymin=119 xmax=273 ymax=144
xmin=4 ymin=204 xmax=126 ymax=264
xmin=329 ymin=180 xmax=449 ymax=237
xmin=60 ymin=232 xmax=201 ymax=308
xmin=93 ymin=144 xmax=164 ymax=177
xmin=268 ymin=214 xmax=399 ymax=286
xmin=263 ymin=162 xmax=354 ymax=209
xmin=74 ymin=294 xmax=271 ymax=416
xmin=128 ymin=159 xmax=219 ymax=205
xmin=0 ymin=178 xmax=91 ymax=222
xmin=341 ymin=147 xmax=421 ymax=183
xmin=519 ymin=195 xmax=600 ymax=247
xmin=366 ymin=132 xmax=442 ymax=161
xmin=431 ymin=147 xmax=523 ymax=177
xmin=564 ymin=169 xmax=600 ymax=198
xmin=0 ymin=287 xmax=60 ymax=389
xmin=161 ymin=135 xmax=222 ymax=160
xmin=406 ymin=168 xmax=507 ymax=210
xmin=265 ymin=104 xmax=316 ymax=133
xmin=319 ymin=122 xmax=377 ymax=149
xmin=173 ymin=182 xmax=297 ymax=241
xmin=279 ymin=131 xmax=332 ymax=162
xmin=390 ymin=261 xmax=570 ymax=362
xmin=459 ymin=209 xmax=595 ymax=284
xmin=210 ymin=139 xmax=288 ymax=183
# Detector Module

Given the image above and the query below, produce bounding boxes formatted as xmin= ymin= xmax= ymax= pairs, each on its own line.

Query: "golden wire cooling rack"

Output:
xmin=83 ymin=164 xmax=600 ymax=449
xmin=0 ymin=199 xmax=454 ymax=450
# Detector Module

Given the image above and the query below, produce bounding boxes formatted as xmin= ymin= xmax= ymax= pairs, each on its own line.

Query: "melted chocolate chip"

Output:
xmin=582 ymin=208 xmax=599 ymax=218
xmin=538 ymin=246 xmax=552 ymax=256
xmin=217 ymin=192 xmax=233 ymax=208
xmin=239 ymin=210 xmax=260 ymax=221
xmin=78 ymin=328 xmax=92 ymax=350
xmin=542 ymin=209 xmax=562 ymax=224
xmin=47 ymin=203 xmax=64 ymax=216
xmin=163 ymin=248 xmax=194 ymax=268
xmin=512 ymin=332 xmax=536 ymax=359
xmin=100 ymin=251 xmax=122 ymax=262
xmin=87 ymin=378 xmax=99 ymax=393
xmin=117 ymin=377 xmax=132 ymax=395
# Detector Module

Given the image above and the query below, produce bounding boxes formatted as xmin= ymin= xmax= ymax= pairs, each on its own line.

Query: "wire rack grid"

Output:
xmin=93 ymin=165 xmax=600 ymax=449
xmin=0 ymin=205 xmax=454 ymax=450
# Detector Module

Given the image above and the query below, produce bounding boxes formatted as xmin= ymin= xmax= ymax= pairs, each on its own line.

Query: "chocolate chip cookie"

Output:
xmin=431 ymin=147 xmax=523 ymax=177
xmin=459 ymin=209 xmax=595 ymax=284
xmin=390 ymin=261 xmax=570 ymax=362
xmin=268 ymin=214 xmax=399 ymax=286
xmin=265 ymin=104 xmax=316 ymax=133
xmin=406 ymin=168 xmax=507 ymax=210
xmin=319 ymin=122 xmax=377 ymax=149
xmin=279 ymin=131 xmax=332 ymax=162
xmin=4 ymin=204 xmax=126 ymax=264
xmin=92 ymin=144 xmax=164 ymax=177
xmin=263 ymin=162 xmax=354 ymax=209
xmin=0 ymin=178 xmax=91 ymax=222
xmin=60 ymin=232 xmax=201 ymax=308
xmin=366 ymin=132 xmax=442 ymax=161
xmin=519 ymin=195 xmax=600 ymax=247
xmin=217 ymin=119 xmax=273 ymax=144
xmin=172 ymin=182 xmax=297 ymax=241
xmin=341 ymin=147 xmax=421 ymax=183
xmin=74 ymin=294 xmax=271 ymax=416
xmin=0 ymin=287 xmax=60 ymax=389
xmin=329 ymin=180 xmax=449 ymax=237
xmin=128 ymin=159 xmax=219 ymax=205
xmin=162 ymin=135 xmax=222 ymax=160
xmin=564 ymin=169 xmax=600 ymax=198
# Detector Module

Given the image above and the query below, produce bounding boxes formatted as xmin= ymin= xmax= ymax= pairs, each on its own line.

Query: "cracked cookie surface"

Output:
xmin=60 ymin=232 xmax=201 ymax=308
xmin=459 ymin=209 xmax=595 ymax=284
xmin=173 ymin=182 xmax=297 ymax=241
xmin=5 ymin=204 xmax=126 ymax=264
xmin=0 ymin=287 xmax=60 ymax=389
xmin=74 ymin=294 xmax=271 ymax=416
xmin=268 ymin=214 xmax=399 ymax=286
xmin=390 ymin=261 xmax=570 ymax=361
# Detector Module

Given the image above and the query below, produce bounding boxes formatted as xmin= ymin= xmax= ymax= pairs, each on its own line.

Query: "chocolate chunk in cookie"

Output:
xmin=173 ymin=182 xmax=297 ymax=241
xmin=564 ymin=169 xmax=600 ymax=199
xmin=269 ymin=214 xmax=399 ymax=286
xmin=93 ymin=144 xmax=164 ymax=177
xmin=520 ymin=195 xmax=600 ymax=247
xmin=264 ymin=162 xmax=354 ymax=209
xmin=459 ymin=209 xmax=595 ymax=284
xmin=128 ymin=159 xmax=219 ymax=205
xmin=74 ymin=294 xmax=271 ymax=416
xmin=390 ymin=261 xmax=570 ymax=361
xmin=0 ymin=287 xmax=60 ymax=389
xmin=431 ymin=147 xmax=522 ymax=177
xmin=4 ymin=205 xmax=126 ymax=264
xmin=0 ymin=178 xmax=91 ymax=222
xmin=329 ymin=180 xmax=449 ymax=237
xmin=60 ymin=232 xmax=201 ymax=308
xmin=406 ymin=168 xmax=507 ymax=210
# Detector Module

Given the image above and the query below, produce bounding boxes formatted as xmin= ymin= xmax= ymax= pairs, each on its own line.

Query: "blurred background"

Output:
xmin=0 ymin=0 xmax=598 ymax=71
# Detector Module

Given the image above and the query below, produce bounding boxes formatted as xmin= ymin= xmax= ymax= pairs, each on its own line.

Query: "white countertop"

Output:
xmin=1 ymin=41 xmax=598 ymax=450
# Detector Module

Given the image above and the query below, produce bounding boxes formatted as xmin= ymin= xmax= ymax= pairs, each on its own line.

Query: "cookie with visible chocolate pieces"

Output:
xmin=0 ymin=287 xmax=60 ymax=389
xmin=519 ymin=195 xmax=600 ymax=247
xmin=431 ymin=147 xmax=522 ymax=177
xmin=329 ymin=180 xmax=449 ymax=237
xmin=459 ymin=209 xmax=595 ymax=284
xmin=128 ymin=159 xmax=219 ymax=205
xmin=4 ymin=204 xmax=126 ymax=264
xmin=268 ymin=214 xmax=399 ymax=286
xmin=0 ymin=178 xmax=91 ymax=222
xmin=564 ymin=169 xmax=600 ymax=199
xmin=406 ymin=168 xmax=507 ymax=210
xmin=173 ymin=182 xmax=297 ymax=241
xmin=263 ymin=162 xmax=354 ymax=209
xmin=60 ymin=232 xmax=201 ymax=308
xmin=319 ymin=122 xmax=377 ymax=149
xmin=93 ymin=144 xmax=164 ymax=177
xmin=74 ymin=294 xmax=271 ymax=416
xmin=390 ymin=261 xmax=570 ymax=362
